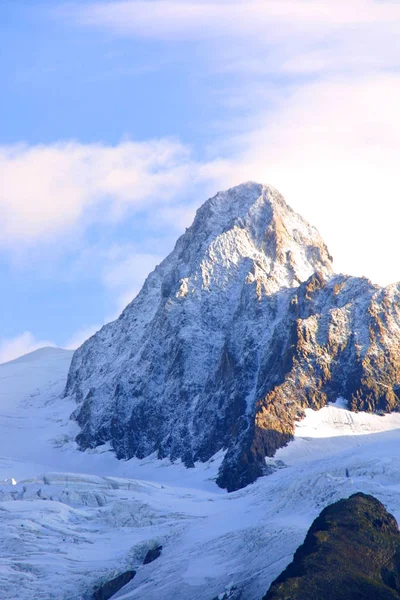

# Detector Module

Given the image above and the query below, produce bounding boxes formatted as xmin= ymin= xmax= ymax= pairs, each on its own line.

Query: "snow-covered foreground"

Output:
xmin=2 ymin=349 xmax=400 ymax=599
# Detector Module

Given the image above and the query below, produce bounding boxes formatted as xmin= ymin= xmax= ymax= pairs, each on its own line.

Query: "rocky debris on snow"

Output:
xmin=212 ymin=584 xmax=243 ymax=599
xmin=264 ymin=493 xmax=400 ymax=600
xmin=64 ymin=182 xmax=400 ymax=491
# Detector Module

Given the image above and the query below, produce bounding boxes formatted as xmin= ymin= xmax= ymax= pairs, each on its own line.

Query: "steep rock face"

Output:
xmin=222 ymin=274 xmax=400 ymax=490
xmin=64 ymin=182 xmax=400 ymax=491
xmin=263 ymin=493 xmax=400 ymax=600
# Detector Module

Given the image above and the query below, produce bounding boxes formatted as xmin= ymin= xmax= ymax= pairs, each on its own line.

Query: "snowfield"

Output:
xmin=2 ymin=348 xmax=400 ymax=599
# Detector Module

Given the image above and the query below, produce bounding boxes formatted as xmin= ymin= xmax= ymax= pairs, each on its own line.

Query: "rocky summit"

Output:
xmin=64 ymin=182 xmax=400 ymax=491
xmin=264 ymin=493 xmax=400 ymax=600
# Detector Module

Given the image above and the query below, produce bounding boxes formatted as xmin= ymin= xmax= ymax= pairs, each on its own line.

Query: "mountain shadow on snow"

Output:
xmin=64 ymin=182 xmax=400 ymax=491
xmin=264 ymin=493 xmax=400 ymax=600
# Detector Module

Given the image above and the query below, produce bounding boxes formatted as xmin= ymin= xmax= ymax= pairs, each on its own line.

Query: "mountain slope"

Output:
xmin=64 ymin=182 xmax=400 ymax=491
xmin=264 ymin=493 xmax=400 ymax=600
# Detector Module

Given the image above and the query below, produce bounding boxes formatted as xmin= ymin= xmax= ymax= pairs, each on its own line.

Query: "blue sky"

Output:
xmin=2 ymin=0 xmax=400 ymax=361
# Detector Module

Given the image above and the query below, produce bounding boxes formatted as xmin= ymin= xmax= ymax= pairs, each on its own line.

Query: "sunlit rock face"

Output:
xmin=64 ymin=182 xmax=400 ymax=491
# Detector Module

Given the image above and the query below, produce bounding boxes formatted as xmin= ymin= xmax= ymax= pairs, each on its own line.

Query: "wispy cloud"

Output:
xmin=66 ymin=0 xmax=400 ymax=77
xmin=0 ymin=332 xmax=55 ymax=364
xmin=0 ymin=139 xmax=225 ymax=248
xmin=4 ymin=70 xmax=400 ymax=288
xmin=70 ymin=1 xmax=400 ymax=37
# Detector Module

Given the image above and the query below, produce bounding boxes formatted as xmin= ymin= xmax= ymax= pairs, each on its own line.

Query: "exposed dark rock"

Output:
xmin=264 ymin=493 xmax=400 ymax=600
xmin=92 ymin=570 xmax=136 ymax=600
xmin=143 ymin=545 xmax=163 ymax=565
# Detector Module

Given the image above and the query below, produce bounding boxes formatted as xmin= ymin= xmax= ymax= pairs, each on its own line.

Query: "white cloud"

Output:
xmin=219 ymin=75 xmax=400 ymax=286
xmin=0 ymin=332 xmax=55 ymax=364
xmin=0 ymin=139 xmax=210 ymax=247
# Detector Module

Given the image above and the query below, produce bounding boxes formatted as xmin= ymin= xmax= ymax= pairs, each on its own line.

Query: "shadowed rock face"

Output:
xmin=218 ymin=273 xmax=400 ymax=491
xmin=92 ymin=570 xmax=136 ymax=600
xmin=263 ymin=493 xmax=400 ymax=600
xmin=64 ymin=182 xmax=400 ymax=491
xmin=143 ymin=545 xmax=162 ymax=565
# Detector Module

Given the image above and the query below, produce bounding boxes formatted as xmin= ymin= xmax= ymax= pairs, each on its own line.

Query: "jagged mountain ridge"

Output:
xmin=64 ymin=182 xmax=400 ymax=491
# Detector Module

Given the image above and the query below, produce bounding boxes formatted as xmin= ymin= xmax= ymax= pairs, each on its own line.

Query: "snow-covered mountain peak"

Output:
xmin=1 ymin=346 xmax=71 ymax=366
xmin=65 ymin=182 xmax=400 ymax=493
xmin=140 ymin=182 xmax=333 ymax=306
xmin=188 ymin=182 xmax=332 ymax=274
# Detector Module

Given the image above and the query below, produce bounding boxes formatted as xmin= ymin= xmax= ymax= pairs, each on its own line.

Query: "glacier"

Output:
xmin=2 ymin=348 xmax=400 ymax=598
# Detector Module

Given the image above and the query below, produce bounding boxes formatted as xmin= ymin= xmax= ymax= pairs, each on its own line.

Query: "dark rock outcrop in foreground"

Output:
xmin=264 ymin=493 xmax=400 ymax=600
xmin=64 ymin=182 xmax=400 ymax=491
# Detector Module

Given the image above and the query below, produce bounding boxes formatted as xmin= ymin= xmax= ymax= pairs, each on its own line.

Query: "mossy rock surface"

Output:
xmin=264 ymin=493 xmax=400 ymax=600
